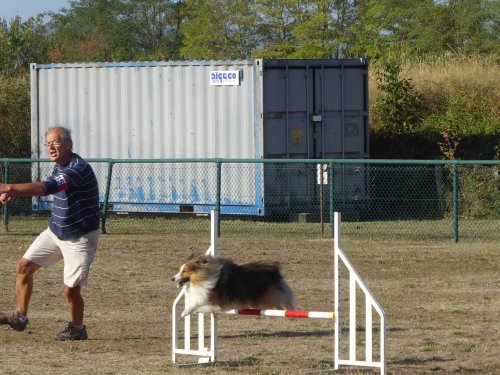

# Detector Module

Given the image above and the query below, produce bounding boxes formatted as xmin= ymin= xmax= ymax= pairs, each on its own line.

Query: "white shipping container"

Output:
xmin=31 ymin=60 xmax=262 ymax=159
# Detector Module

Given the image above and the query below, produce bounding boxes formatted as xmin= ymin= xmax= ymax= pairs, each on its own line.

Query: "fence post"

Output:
xmin=329 ymin=161 xmax=335 ymax=238
xmin=216 ymin=161 xmax=222 ymax=237
xmin=452 ymin=162 xmax=459 ymax=243
xmin=101 ymin=160 xmax=114 ymax=234
xmin=2 ymin=160 xmax=9 ymax=231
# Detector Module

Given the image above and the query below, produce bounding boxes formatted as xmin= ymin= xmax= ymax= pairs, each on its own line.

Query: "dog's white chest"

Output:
xmin=183 ymin=281 xmax=220 ymax=316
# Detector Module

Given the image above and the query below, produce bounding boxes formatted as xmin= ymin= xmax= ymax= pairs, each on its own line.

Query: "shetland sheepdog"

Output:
xmin=172 ymin=254 xmax=296 ymax=317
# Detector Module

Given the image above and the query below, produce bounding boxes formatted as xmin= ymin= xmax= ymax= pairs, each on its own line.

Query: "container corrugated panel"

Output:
xmin=31 ymin=61 xmax=262 ymax=159
xmin=30 ymin=60 xmax=265 ymax=214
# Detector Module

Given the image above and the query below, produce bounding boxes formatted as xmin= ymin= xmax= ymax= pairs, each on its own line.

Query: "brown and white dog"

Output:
xmin=172 ymin=254 xmax=296 ymax=317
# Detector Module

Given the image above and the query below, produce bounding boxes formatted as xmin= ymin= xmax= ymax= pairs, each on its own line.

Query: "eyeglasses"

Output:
xmin=44 ymin=140 xmax=63 ymax=148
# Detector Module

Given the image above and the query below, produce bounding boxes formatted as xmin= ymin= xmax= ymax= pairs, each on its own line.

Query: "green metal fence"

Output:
xmin=1 ymin=158 xmax=498 ymax=243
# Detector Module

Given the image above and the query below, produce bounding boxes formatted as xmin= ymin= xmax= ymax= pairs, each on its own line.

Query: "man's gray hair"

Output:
xmin=45 ymin=126 xmax=72 ymax=142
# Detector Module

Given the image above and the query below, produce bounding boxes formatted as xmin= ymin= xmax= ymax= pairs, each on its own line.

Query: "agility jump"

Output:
xmin=172 ymin=210 xmax=387 ymax=374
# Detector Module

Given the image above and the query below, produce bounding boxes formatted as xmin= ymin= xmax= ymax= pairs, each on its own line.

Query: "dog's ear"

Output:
xmin=195 ymin=255 xmax=210 ymax=264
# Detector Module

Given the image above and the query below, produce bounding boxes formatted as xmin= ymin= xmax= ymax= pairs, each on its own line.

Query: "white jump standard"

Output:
xmin=171 ymin=210 xmax=387 ymax=374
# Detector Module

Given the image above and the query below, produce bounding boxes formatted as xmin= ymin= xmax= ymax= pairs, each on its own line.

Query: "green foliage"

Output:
xmin=373 ymin=60 xmax=423 ymax=134
xmin=48 ymin=0 xmax=130 ymax=61
xmin=0 ymin=15 xmax=50 ymax=75
xmin=418 ymin=81 xmax=500 ymax=160
xmin=254 ymin=0 xmax=366 ymax=59
xmin=424 ymin=84 xmax=499 ymax=135
xmin=180 ymin=0 xmax=258 ymax=60
xmin=2 ymin=0 xmax=497 ymax=63
xmin=457 ymin=166 xmax=500 ymax=219
xmin=433 ymin=0 xmax=500 ymax=54
xmin=287 ymin=0 xmax=338 ymax=59
xmin=252 ymin=0 xmax=297 ymax=58
xmin=48 ymin=0 xmax=185 ymax=62
xmin=0 ymin=75 xmax=30 ymax=158
xmin=440 ymin=165 xmax=500 ymax=220
xmin=350 ymin=0 xmax=500 ymax=58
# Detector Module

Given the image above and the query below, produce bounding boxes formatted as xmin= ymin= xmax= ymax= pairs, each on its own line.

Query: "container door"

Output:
xmin=263 ymin=63 xmax=369 ymax=159
xmin=313 ymin=65 xmax=370 ymax=216
xmin=263 ymin=64 xmax=317 ymax=214
xmin=313 ymin=66 xmax=369 ymax=159
xmin=263 ymin=60 xmax=369 ymax=216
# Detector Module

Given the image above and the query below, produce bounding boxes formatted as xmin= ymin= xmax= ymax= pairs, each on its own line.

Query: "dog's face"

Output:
xmin=171 ymin=255 xmax=212 ymax=288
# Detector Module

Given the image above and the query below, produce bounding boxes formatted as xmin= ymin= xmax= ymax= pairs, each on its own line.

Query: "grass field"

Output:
xmin=0 ymin=217 xmax=499 ymax=374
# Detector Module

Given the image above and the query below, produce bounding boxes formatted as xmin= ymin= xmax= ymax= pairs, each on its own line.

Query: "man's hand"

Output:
xmin=0 ymin=192 xmax=14 ymax=204
xmin=0 ymin=182 xmax=46 ymax=198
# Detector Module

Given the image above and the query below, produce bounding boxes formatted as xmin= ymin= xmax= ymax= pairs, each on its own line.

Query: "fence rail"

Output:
xmin=1 ymin=158 xmax=498 ymax=242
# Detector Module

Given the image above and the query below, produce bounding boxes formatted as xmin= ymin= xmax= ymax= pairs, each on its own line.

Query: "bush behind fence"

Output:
xmin=1 ymin=159 xmax=498 ymax=243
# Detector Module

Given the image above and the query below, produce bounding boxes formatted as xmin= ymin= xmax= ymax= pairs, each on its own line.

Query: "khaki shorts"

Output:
xmin=23 ymin=228 xmax=99 ymax=288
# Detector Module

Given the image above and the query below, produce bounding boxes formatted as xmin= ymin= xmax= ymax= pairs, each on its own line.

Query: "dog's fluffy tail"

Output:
xmin=277 ymin=279 xmax=296 ymax=310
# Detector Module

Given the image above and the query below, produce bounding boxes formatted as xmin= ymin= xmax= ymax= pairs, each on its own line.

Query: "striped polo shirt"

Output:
xmin=43 ymin=153 xmax=100 ymax=240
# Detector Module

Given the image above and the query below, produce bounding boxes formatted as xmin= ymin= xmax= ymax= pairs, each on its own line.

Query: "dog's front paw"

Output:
xmin=181 ymin=309 xmax=192 ymax=318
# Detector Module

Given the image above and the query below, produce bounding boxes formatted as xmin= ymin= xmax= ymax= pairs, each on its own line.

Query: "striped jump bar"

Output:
xmin=225 ymin=309 xmax=334 ymax=320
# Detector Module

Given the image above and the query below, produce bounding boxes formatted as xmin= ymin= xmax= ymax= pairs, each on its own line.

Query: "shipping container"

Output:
xmin=30 ymin=59 xmax=369 ymax=216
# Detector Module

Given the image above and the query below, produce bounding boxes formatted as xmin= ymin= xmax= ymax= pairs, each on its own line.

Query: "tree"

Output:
xmin=180 ymin=0 xmax=259 ymax=60
xmin=0 ymin=75 xmax=30 ymax=157
xmin=287 ymin=0 xmax=337 ymax=58
xmin=48 ymin=0 xmax=126 ymax=61
xmin=0 ymin=16 xmax=50 ymax=75
xmin=48 ymin=0 xmax=185 ymax=61
xmin=373 ymin=59 xmax=423 ymax=134
xmin=121 ymin=0 xmax=185 ymax=60
xmin=0 ymin=16 xmax=48 ymax=158
xmin=289 ymin=0 xmax=365 ymax=58
xmin=350 ymin=0 xmax=500 ymax=58
xmin=254 ymin=0 xmax=365 ymax=59
xmin=432 ymin=0 xmax=500 ymax=54
xmin=253 ymin=0 xmax=298 ymax=58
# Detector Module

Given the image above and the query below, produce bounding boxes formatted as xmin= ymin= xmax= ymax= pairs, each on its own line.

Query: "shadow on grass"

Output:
xmin=390 ymin=356 xmax=456 ymax=365
xmin=215 ymin=326 xmax=406 ymax=339
xmin=220 ymin=329 xmax=332 ymax=339
xmin=177 ymin=359 xmax=257 ymax=368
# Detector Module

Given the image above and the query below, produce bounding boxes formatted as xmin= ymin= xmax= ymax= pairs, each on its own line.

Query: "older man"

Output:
xmin=0 ymin=126 xmax=100 ymax=340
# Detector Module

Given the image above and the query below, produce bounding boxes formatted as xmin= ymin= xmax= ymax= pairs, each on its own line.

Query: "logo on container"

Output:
xmin=210 ymin=70 xmax=240 ymax=86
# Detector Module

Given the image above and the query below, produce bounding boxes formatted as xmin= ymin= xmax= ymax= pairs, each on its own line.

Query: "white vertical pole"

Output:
xmin=198 ymin=313 xmax=204 ymax=352
xmin=211 ymin=313 xmax=217 ymax=362
xmin=333 ymin=212 xmax=341 ymax=369
xmin=365 ymin=296 xmax=373 ymax=363
xmin=349 ymin=273 xmax=356 ymax=361
xmin=209 ymin=209 xmax=218 ymax=362
xmin=184 ymin=314 xmax=191 ymax=351
xmin=172 ymin=307 xmax=178 ymax=363
xmin=381 ymin=314 xmax=386 ymax=375
xmin=172 ymin=286 xmax=185 ymax=363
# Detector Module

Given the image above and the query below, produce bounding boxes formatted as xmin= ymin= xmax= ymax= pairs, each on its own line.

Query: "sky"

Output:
xmin=1 ymin=0 xmax=71 ymax=21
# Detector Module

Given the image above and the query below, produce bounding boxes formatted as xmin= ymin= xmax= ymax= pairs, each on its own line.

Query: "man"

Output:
xmin=0 ymin=126 xmax=100 ymax=340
